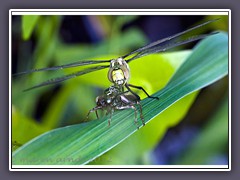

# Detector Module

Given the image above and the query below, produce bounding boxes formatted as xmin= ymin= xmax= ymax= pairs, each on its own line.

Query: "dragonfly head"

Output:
xmin=108 ymin=57 xmax=130 ymax=86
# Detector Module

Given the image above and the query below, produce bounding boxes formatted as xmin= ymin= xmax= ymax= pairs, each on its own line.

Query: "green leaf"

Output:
xmin=22 ymin=15 xmax=40 ymax=40
xmin=90 ymin=92 xmax=198 ymax=165
xmin=12 ymin=32 xmax=228 ymax=165
xmin=12 ymin=106 xmax=48 ymax=151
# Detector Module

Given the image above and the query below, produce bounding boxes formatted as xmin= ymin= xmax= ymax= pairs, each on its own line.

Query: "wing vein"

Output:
xmin=123 ymin=18 xmax=220 ymax=61
xmin=13 ymin=59 xmax=111 ymax=76
xmin=23 ymin=65 xmax=109 ymax=91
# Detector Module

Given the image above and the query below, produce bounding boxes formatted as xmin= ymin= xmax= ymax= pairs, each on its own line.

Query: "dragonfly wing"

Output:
xmin=13 ymin=59 xmax=111 ymax=76
xmin=123 ymin=18 xmax=220 ymax=60
xmin=23 ymin=65 xmax=109 ymax=91
xmin=126 ymin=32 xmax=218 ymax=63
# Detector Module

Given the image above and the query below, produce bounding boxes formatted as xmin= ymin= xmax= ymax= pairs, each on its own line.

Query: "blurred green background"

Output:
xmin=11 ymin=14 xmax=229 ymax=165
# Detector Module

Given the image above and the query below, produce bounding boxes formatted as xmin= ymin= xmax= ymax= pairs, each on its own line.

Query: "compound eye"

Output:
xmin=117 ymin=58 xmax=123 ymax=65
xmin=118 ymin=60 xmax=122 ymax=65
xmin=110 ymin=60 xmax=115 ymax=68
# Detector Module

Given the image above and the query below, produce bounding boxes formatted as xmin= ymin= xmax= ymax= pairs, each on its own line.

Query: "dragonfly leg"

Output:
xmin=95 ymin=110 xmax=99 ymax=119
xmin=108 ymin=109 xmax=114 ymax=127
xmin=86 ymin=106 xmax=102 ymax=121
xmin=126 ymin=83 xmax=159 ymax=100
xmin=136 ymin=101 xmax=145 ymax=126
xmin=115 ymin=104 xmax=139 ymax=129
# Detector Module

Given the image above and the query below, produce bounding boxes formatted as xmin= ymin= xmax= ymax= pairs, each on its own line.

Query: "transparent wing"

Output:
xmin=123 ymin=18 xmax=220 ymax=61
xmin=23 ymin=65 xmax=109 ymax=91
xmin=126 ymin=32 xmax=218 ymax=63
xmin=13 ymin=59 xmax=111 ymax=76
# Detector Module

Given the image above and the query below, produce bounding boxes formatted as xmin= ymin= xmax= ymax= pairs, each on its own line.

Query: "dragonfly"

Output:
xmin=86 ymin=85 xmax=145 ymax=128
xmin=14 ymin=18 xmax=219 ymax=128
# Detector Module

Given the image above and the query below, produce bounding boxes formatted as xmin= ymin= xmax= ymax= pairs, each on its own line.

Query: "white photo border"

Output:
xmin=9 ymin=9 xmax=231 ymax=171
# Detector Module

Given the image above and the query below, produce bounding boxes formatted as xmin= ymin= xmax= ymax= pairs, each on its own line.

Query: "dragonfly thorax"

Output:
xmin=108 ymin=57 xmax=130 ymax=86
